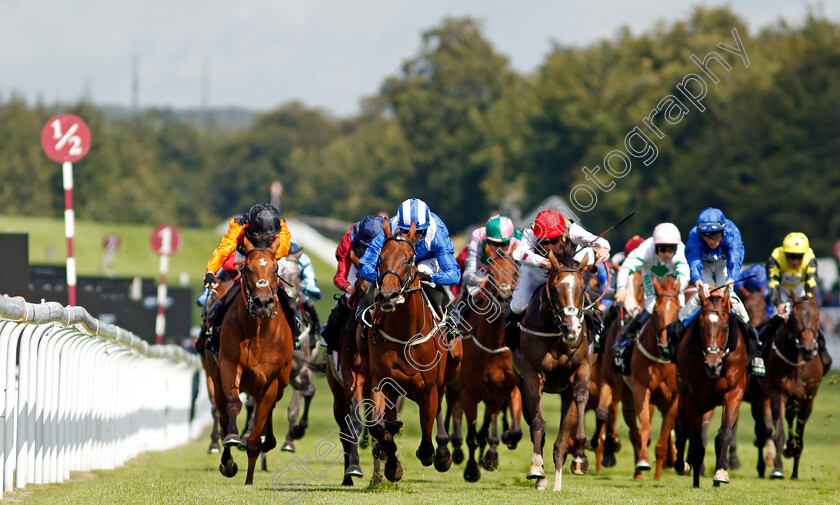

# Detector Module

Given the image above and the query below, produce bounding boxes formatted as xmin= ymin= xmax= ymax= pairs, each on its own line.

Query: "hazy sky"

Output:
xmin=1 ymin=0 xmax=836 ymax=117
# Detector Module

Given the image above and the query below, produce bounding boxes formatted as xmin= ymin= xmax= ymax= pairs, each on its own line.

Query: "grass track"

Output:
xmin=6 ymin=372 xmax=839 ymax=505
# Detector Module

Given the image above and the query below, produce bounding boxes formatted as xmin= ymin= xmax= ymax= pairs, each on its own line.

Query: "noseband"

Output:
xmin=546 ymin=268 xmax=585 ymax=335
xmin=376 ymin=235 xmax=418 ymax=298
xmin=240 ymin=247 xmax=280 ymax=318
xmin=698 ymin=307 xmax=731 ymax=360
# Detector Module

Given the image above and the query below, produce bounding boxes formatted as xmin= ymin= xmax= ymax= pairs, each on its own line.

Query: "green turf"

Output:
xmin=6 ymin=372 xmax=839 ymax=505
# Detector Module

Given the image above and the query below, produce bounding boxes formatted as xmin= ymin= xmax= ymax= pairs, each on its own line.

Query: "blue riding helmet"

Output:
xmin=289 ymin=240 xmax=302 ymax=255
xmin=396 ymin=198 xmax=431 ymax=231
xmin=696 ymin=207 xmax=726 ymax=232
xmin=352 ymin=214 xmax=386 ymax=249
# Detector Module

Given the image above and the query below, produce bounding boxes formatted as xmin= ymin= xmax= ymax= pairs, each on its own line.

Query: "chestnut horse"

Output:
xmin=673 ymin=286 xmax=747 ymax=488
xmin=451 ymin=245 xmax=522 ymax=482
xmin=517 ymin=249 xmax=591 ymax=492
xmin=357 ymin=220 xmax=462 ymax=482
xmin=629 ymin=276 xmax=680 ymax=480
xmin=207 ymin=235 xmax=294 ymax=485
xmin=756 ymin=294 xmax=824 ymax=480
xmin=326 ymin=270 xmax=371 ymax=486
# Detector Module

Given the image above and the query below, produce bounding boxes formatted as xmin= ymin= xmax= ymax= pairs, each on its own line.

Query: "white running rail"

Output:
xmin=0 ymin=295 xmax=212 ymax=498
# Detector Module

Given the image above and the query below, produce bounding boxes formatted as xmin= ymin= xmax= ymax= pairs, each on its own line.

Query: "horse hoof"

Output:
xmin=676 ymin=462 xmax=691 ymax=476
xmin=783 ymin=446 xmax=795 ymax=459
xmin=535 ymin=477 xmax=548 ymax=491
xmin=770 ymin=470 xmax=784 ymax=479
xmin=527 ymin=465 xmax=545 ymax=480
xmin=416 ymin=448 xmax=434 ymax=467
xmin=262 ymin=438 xmax=277 ymax=453
xmin=713 ymin=469 xmax=730 ymax=484
xmin=370 ymin=474 xmax=383 ymax=486
xmin=359 ymin=436 xmax=369 ymax=449
xmin=291 ymin=424 xmax=307 ymax=440
xmin=452 ymin=447 xmax=464 ymax=465
xmin=602 ymin=453 xmax=617 ymax=468
xmin=281 ymin=443 xmax=295 ymax=452
xmin=481 ymin=450 xmax=499 ymax=471
xmin=635 ymin=459 xmax=651 ymax=472
xmin=219 ymin=462 xmax=238 ymax=478
xmin=571 ymin=456 xmax=589 ymax=475
xmin=612 ymin=438 xmax=622 ymax=452
xmin=385 ymin=460 xmax=403 ymax=482
xmin=729 ymin=455 xmax=741 ymax=470
xmin=208 ymin=442 xmax=221 ymax=454
xmin=223 ymin=435 xmax=243 ymax=448
xmin=345 ymin=464 xmax=363 ymax=478
xmin=434 ymin=455 xmax=452 ymax=473
xmin=464 ymin=460 xmax=481 ymax=482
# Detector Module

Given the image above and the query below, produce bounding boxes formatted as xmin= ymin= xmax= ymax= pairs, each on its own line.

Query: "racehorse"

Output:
xmin=450 ymin=244 xmax=522 ymax=482
xmin=629 ymin=276 xmax=680 ymax=480
xmin=356 ymin=220 xmax=462 ymax=483
xmin=740 ymin=287 xmax=768 ymax=327
xmin=673 ymin=286 xmax=747 ymax=488
xmin=755 ymin=293 xmax=824 ymax=480
xmin=207 ymin=235 xmax=294 ymax=485
xmin=517 ymin=247 xmax=591 ymax=492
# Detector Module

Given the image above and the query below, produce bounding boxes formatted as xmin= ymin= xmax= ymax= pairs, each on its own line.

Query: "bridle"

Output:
xmin=697 ymin=307 xmax=731 ymax=360
xmin=777 ymin=299 xmax=819 ymax=362
xmin=239 ymin=247 xmax=280 ymax=318
xmin=544 ymin=268 xmax=585 ymax=340
xmin=636 ymin=291 xmax=680 ymax=363
xmin=376 ymin=235 xmax=419 ymax=299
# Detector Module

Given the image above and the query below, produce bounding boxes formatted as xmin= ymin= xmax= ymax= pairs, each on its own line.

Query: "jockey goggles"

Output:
xmin=699 ymin=230 xmax=723 ymax=240
xmin=655 ymin=244 xmax=677 ymax=254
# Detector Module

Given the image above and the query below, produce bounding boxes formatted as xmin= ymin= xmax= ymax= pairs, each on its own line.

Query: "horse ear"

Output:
xmin=698 ymin=283 xmax=709 ymax=304
xmin=652 ymin=276 xmax=661 ymax=293
xmin=674 ymin=278 xmax=681 ymax=293
xmin=549 ymin=250 xmax=561 ymax=270
xmin=788 ymin=289 xmax=797 ymax=302
xmin=383 ymin=219 xmax=392 ymax=237
xmin=579 ymin=251 xmax=590 ymax=270
xmin=269 ymin=234 xmax=283 ymax=255
xmin=484 ymin=242 xmax=495 ymax=259
xmin=722 ymin=285 xmax=730 ymax=306
xmin=243 ymin=234 xmax=255 ymax=252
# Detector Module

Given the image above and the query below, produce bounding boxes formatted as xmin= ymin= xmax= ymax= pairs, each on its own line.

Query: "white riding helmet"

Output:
xmin=652 ymin=222 xmax=681 ymax=245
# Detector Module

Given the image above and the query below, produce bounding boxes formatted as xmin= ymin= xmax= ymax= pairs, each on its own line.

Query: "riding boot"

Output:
xmin=739 ymin=317 xmax=765 ymax=377
xmin=665 ymin=319 xmax=686 ymax=364
xmin=206 ymin=281 xmax=241 ymax=353
xmin=585 ymin=310 xmax=605 ymax=352
xmin=817 ymin=330 xmax=833 ymax=376
xmin=503 ymin=308 xmax=524 ymax=351
xmin=322 ymin=296 xmax=349 ymax=354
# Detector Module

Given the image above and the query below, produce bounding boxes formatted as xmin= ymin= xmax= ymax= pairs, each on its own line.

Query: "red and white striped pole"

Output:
xmin=63 ymin=161 xmax=76 ymax=306
xmin=155 ymin=228 xmax=173 ymax=345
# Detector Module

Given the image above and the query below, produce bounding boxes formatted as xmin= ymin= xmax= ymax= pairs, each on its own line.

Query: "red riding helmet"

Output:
xmin=624 ymin=235 xmax=645 ymax=257
xmin=533 ymin=209 xmax=568 ymax=240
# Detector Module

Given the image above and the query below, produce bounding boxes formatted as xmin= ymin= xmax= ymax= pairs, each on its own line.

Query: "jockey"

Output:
xmin=203 ymin=203 xmax=297 ymax=350
xmin=502 ymin=209 xmax=610 ymax=352
xmin=357 ymin=198 xmax=461 ymax=326
xmin=734 ymin=263 xmax=772 ymax=321
xmin=321 ymin=213 xmax=385 ymax=353
xmin=760 ymin=232 xmax=832 ymax=372
xmin=612 ymin=223 xmax=690 ymax=373
xmin=668 ymin=207 xmax=765 ymax=376
xmin=461 ymin=214 xmax=522 ymax=291
xmin=610 ymin=235 xmax=646 ymax=270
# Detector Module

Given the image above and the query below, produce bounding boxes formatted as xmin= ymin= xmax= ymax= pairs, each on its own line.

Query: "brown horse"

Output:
xmin=518 ymin=249 xmax=591 ymax=492
xmin=673 ymin=286 xmax=747 ymax=488
xmin=326 ymin=270 xmax=371 ymax=486
xmin=757 ymin=294 xmax=824 ymax=480
xmin=451 ymin=244 xmax=522 ymax=482
xmin=740 ymin=286 xmax=768 ymax=327
xmin=356 ymin=220 xmax=462 ymax=483
xmin=629 ymin=276 xmax=680 ymax=480
xmin=207 ymin=235 xmax=294 ymax=485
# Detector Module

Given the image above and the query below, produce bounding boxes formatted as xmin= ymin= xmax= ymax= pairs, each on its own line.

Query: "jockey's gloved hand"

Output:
xmin=204 ymin=272 xmax=216 ymax=288
xmin=418 ymin=270 xmax=433 ymax=283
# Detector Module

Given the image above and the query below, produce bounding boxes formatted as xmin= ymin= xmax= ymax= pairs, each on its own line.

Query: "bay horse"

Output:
xmin=756 ymin=293 xmax=824 ymax=480
xmin=207 ymin=234 xmax=294 ymax=485
xmin=356 ymin=220 xmax=462 ymax=483
xmin=673 ymin=286 xmax=747 ymax=488
xmin=517 ymin=248 xmax=591 ymax=492
xmin=451 ymin=244 xmax=522 ymax=482
xmin=326 ymin=270 xmax=371 ymax=486
xmin=629 ymin=276 xmax=680 ymax=480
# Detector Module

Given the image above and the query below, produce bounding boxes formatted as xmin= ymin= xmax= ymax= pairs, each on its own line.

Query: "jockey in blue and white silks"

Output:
xmin=359 ymin=198 xmax=461 ymax=287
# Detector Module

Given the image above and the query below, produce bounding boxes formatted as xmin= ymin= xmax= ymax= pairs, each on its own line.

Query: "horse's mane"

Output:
xmin=552 ymin=240 xmax=580 ymax=270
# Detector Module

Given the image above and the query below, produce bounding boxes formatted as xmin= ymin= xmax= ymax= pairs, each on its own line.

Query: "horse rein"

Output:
xmin=636 ymin=292 xmax=680 ymax=364
xmin=240 ymin=246 xmax=280 ymax=318
xmin=517 ymin=268 xmax=584 ymax=341
xmin=376 ymin=235 xmax=419 ymax=299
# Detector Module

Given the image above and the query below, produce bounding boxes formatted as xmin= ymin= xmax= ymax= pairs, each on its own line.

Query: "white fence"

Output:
xmin=0 ymin=295 xmax=212 ymax=498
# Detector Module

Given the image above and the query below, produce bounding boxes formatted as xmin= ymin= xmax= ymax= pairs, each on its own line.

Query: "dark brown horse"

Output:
xmin=207 ymin=235 xmax=294 ymax=485
xmin=629 ymin=276 xmax=680 ymax=480
xmin=326 ymin=268 xmax=371 ymax=486
xmin=673 ymin=286 xmax=747 ymax=488
xmin=740 ymin=286 xmax=768 ymax=327
xmin=518 ymin=249 xmax=591 ymax=492
xmin=356 ymin=220 xmax=462 ymax=483
xmin=756 ymin=294 xmax=824 ymax=480
xmin=451 ymin=244 xmax=522 ymax=482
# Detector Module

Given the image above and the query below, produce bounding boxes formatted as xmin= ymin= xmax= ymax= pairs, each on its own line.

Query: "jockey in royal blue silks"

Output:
xmin=356 ymin=198 xmax=461 ymax=327
xmin=667 ymin=207 xmax=765 ymax=376
xmin=734 ymin=263 xmax=772 ymax=321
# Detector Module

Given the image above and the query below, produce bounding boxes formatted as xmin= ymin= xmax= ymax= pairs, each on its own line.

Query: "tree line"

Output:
xmin=1 ymin=6 xmax=838 ymax=262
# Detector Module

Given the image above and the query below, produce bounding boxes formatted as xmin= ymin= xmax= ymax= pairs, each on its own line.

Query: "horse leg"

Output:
xmin=568 ymin=364 xmax=591 ymax=478
xmin=504 ymin=386 xmax=523 ymax=450
xmin=244 ymin=383 xmax=279 ymax=485
xmin=791 ymin=400 xmax=813 ymax=480
xmin=522 ymin=366 xmax=548 ymax=490
xmin=673 ymin=401 xmax=690 ymax=476
xmin=476 ymin=409 xmax=490 ymax=465
xmin=283 ymin=389 xmax=303 ymax=452
xmin=463 ymin=397 xmax=481 ymax=482
xmin=685 ymin=402 xmax=705 ymax=488
xmin=699 ymin=409 xmax=714 ymax=477
xmin=601 ymin=392 xmax=620 ymax=468
xmin=632 ymin=383 xmax=653 ymax=474
xmin=751 ymin=383 xmax=770 ymax=478
xmin=293 ymin=370 xmax=315 ymax=440
xmin=434 ymin=394 xmax=453 ymax=472
xmin=446 ymin=386 xmax=464 ymax=465
xmin=654 ymin=397 xmax=679 ymax=480
xmin=769 ymin=391 xmax=787 ymax=479
xmin=712 ymin=389 xmax=743 ymax=487
xmin=729 ymin=417 xmax=740 ymax=470
xmin=208 ymin=404 xmax=221 ymax=454
xmin=482 ymin=411 xmax=500 ymax=471
xmin=620 ymin=388 xmax=643 ymax=479
xmin=241 ymin=395 xmax=255 ymax=441
xmin=784 ymin=402 xmax=797 ymax=459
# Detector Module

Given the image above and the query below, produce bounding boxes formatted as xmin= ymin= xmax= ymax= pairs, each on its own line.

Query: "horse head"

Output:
xmin=238 ymin=234 xmax=282 ymax=320
xmin=545 ymin=249 xmax=587 ymax=345
xmin=376 ymin=219 xmax=419 ymax=312
xmin=739 ymin=285 xmax=768 ymax=327
xmin=484 ymin=242 xmax=519 ymax=304
xmin=786 ymin=292 xmax=819 ymax=362
xmin=651 ymin=276 xmax=681 ymax=350
xmin=696 ymin=285 xmax=731 ymax=378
